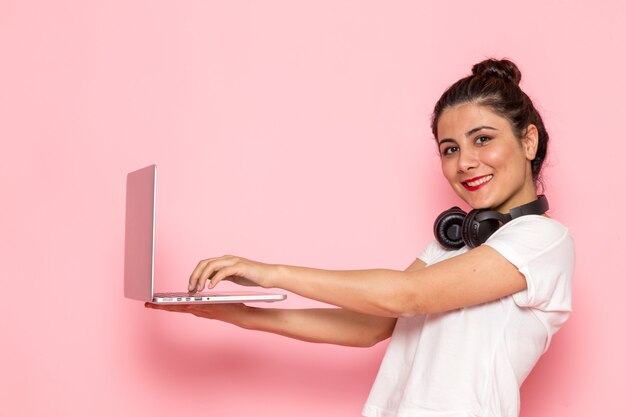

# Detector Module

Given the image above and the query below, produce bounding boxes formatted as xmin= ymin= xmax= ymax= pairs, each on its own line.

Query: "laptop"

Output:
xmin=124 ymin=164 xmax=287 ymax=304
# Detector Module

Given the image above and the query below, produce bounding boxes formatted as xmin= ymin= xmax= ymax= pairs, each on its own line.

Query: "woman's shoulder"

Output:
xmin=485 ymin=214 xmax=574 ymax=266
xmin=419 ymin=215 xmax=572 ymax=266
xmin=495 ymin=214 xmax=570 ymax=242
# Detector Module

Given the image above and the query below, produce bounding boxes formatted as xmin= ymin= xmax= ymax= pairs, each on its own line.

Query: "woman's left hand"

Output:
xmin=188 ymin=255 xmax=280 ymax=293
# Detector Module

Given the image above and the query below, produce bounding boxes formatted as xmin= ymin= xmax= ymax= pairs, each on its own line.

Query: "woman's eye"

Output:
xmin=442 ymin=146 xmax=458 ymax=156
xmin=475 ymin=136 xmax=491 ymax=145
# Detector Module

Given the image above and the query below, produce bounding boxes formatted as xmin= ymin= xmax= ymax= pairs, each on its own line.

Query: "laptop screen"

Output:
xmin=124 ymin=164 xmax=157 ymax=301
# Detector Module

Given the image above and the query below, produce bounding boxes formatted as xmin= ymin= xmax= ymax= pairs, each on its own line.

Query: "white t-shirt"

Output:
xmin=362 ymin=215 xmax=575 ymax=417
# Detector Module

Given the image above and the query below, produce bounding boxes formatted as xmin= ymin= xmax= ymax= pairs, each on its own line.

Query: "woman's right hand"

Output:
xmin=187 ymin=254 xmax=280 ymax=293
xmin=144 ymin=302 xmax=249 ymax=322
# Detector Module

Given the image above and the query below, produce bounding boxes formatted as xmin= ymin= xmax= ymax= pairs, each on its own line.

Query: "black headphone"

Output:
xmin=433 ymin=195 xmax=549 ymax=250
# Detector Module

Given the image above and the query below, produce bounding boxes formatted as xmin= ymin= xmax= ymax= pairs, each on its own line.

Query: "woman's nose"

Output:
xmin=457 ymin=148 xmax=479 ymax=172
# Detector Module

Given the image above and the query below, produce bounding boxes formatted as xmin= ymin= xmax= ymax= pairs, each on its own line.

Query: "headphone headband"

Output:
xmin=509 ymin=194 xmax=549 ymax=218
xmin=474 ymin=194 xmax=549 ymax=224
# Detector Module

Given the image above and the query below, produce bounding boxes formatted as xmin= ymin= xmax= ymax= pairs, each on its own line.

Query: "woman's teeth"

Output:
xmin=465 ymin=175 xmax=493 ymax=187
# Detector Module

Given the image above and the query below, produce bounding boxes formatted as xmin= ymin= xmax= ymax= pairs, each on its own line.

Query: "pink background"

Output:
xmin=1 ymin=1 xmax=624 ymax=416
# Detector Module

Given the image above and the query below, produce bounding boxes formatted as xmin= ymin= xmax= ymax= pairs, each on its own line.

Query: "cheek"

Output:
xmin=484 ymin=147 xmax=519 ymax=176
xmin=440 ymin=159 xmax=456 ymax=182
xmin=485 ymin=146 xmax=525 ymax=180
xmin=482 ymin=147 xmax=506 ymax=167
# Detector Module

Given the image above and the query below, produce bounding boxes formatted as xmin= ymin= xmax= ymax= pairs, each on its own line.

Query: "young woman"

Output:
xmin=146 ymin=59 xmax=574 ymax=417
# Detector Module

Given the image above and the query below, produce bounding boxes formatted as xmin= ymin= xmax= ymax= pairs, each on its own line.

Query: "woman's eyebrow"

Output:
xmin=438 ymin=138 xmax=456 ymax=146
xmin=465 ymin=125 xmax=498 ymax=137
xmin=439 ymin=126 xmax=499 ymax=144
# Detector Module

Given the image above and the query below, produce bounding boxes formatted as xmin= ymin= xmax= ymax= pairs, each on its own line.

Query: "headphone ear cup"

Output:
xmin=462 ymin=209 xmax=500 ymax=248
xmin=434 ymin=207 xmax=467 ymax=250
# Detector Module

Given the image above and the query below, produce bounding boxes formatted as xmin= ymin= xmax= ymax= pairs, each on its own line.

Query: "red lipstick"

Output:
xmin=462 ymin=174 xmax=493 ymax=191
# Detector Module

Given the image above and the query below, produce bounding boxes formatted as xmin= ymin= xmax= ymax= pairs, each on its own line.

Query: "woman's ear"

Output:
xmin=521 ymin=124 xmax=539 ymax=161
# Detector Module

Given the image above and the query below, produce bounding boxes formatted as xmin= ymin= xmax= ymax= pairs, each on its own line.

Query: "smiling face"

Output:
xmin=436 ymin=102 xmax=539 ymax=213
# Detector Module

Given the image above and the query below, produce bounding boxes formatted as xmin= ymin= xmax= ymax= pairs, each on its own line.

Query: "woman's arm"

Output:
xmin=148 ymin=257 xmax=426 ymax=347
xmin=146 ymin=303 xmax=396 ymax=347
xmin=191 ymin=246 xmax=525 ymax=317
xmin=275 ymin=245 xmax=526 ymax=317
xmin=240 ymin=257 xmax=426 ymax=346
xmin=238 ymin=307 xmax=397 ymax=347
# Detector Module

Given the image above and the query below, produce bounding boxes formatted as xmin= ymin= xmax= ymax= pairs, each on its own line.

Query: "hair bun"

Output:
xmin=471 ymin=59 xmax=522 ymax=86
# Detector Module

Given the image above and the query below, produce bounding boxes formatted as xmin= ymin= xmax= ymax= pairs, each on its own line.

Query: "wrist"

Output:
xmin=271 ymin=264 xmax=291 ymax=288
xmin=235 ymin=304 xmax=256 ymax=330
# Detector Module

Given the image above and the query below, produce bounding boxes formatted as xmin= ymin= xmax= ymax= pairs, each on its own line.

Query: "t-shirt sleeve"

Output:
xmin=416 ymin=239 xmax=444 ymax=265
xmin=483 ymin=216 xmax=575 ymax=314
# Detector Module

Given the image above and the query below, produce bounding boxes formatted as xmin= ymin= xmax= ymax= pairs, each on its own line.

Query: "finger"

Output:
xmin=145 ymin=302 xmax=191 ymax=313
xmin=189 ymin=259 xmax=211 ymax=293
xmin=189 ymin=255 xmax=236 ymax=292
xmin=208 ymin=265 xmax=240 ymax=289
xmin=196 ymin=258 xmax=238 ymax=292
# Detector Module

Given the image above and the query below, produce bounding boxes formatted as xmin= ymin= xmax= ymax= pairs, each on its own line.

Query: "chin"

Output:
xmin=458 ymin=193 xmax=496 ymax=211
xmin=455 ymin=183 xmax=510 ymax=210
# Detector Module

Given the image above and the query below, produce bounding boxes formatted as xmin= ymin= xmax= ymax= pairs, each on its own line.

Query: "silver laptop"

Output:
xmin=124 ymin=164 xmax=287 ymax=304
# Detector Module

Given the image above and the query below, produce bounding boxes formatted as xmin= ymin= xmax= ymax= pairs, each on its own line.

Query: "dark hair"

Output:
xmin=430 ymin=58 xmax=549 ymax=189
